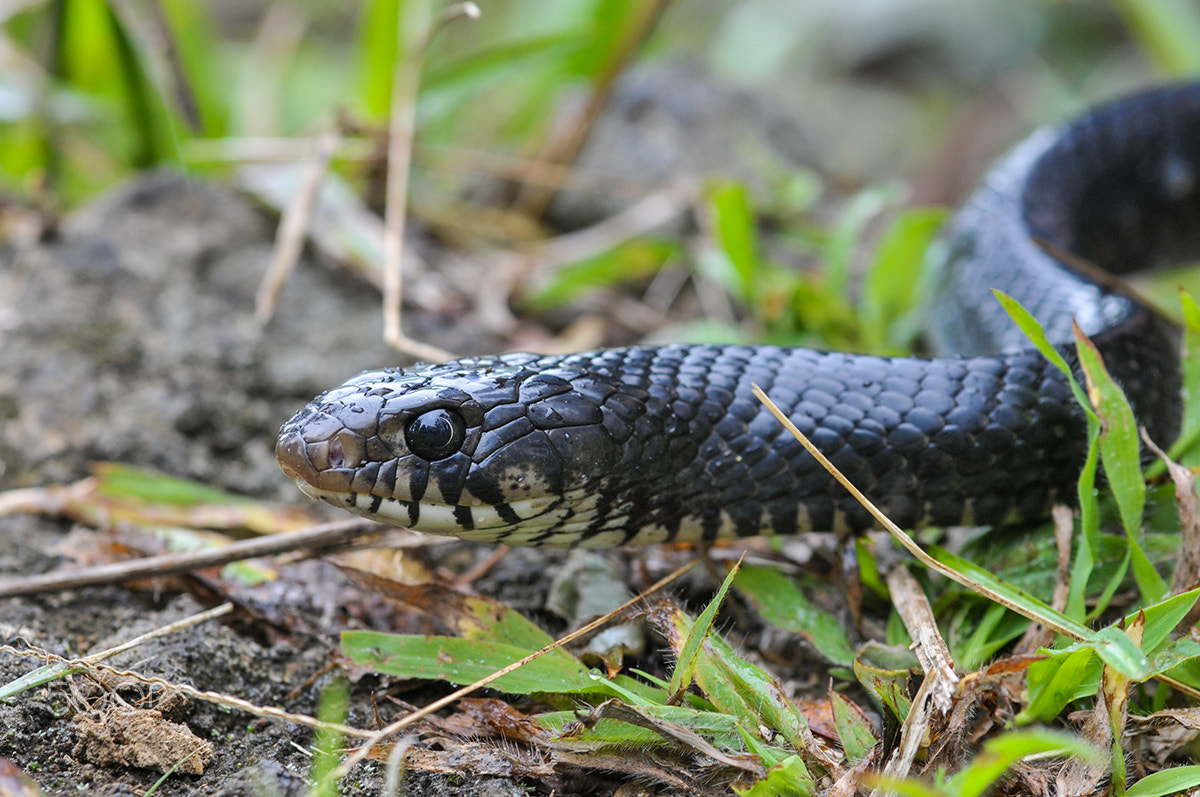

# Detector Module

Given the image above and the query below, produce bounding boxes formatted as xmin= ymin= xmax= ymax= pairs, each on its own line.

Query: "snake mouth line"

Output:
xmin=290 ymin=480 xmax=580 ymax=545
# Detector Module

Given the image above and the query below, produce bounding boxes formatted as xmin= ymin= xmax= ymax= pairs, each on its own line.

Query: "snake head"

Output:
xmin=276 ymin=354 xmax=625 ymax=545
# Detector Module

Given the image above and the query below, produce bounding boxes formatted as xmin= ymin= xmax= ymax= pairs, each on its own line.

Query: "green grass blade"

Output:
xmin=1172 ymin=290 xmax=1200 ymax=467
xmin=1073 ymin=323 xmax=1164 ymax=603
xmin=422 ymin=32 xmax=586 ymax=92
xmin=824 ymin=183 xmax=901 ymax=296
xmin=1111 ymin=0 xmax=1200 ymax=76
xmin=947 ymin=729 xmax=1104 ymax=797
xmin=309 ymin=676 xmax=349 ymax=797
xmin=991 ymin=291 xmax=1092 ymax=415
xmin=669 ymin=557 xmax=742 ymax=698
xmin=1074 ymin=325 xmax=1148 ymax=543
xmin=91 ymin=462 xmax=254 ymax=506
xmin=525 ymin=239 xmax=678 ymax=310
xmin=707 ymin=181 xmax=760 ymax=305
xmin=660 ymin=604 xmax=813 ymax=756
xmin=538 ymin=703 xmax=748 ymax=752
xmin=950 ymin=601 xmax=1028 ymax=671
xmin=930 ymin=547 xmax=1092 ymax=639
xmin=0 ymin=661 xmax=85 ymax=701
xmin=860 ymin=206 xmax=947 ymax=350
xmin=1136 ymin=588 xmax=1200 ymax=654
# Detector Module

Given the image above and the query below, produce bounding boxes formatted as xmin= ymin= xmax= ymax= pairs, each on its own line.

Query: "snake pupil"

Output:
xmin=404 ymin=409 xmax=466 ymax=461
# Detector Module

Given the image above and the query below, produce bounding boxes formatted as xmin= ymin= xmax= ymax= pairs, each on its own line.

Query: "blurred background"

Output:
xmin=3 ymin=0 xmax=1197 ymax=362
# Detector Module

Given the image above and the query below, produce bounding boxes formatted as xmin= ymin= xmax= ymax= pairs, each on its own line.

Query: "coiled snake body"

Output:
xmin=277 ymin=85 xmax=1197 ymax=548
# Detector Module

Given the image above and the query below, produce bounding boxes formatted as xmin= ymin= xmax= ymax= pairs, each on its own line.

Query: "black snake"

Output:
xmin=276 ymin=84 xmax=1196 ymax=548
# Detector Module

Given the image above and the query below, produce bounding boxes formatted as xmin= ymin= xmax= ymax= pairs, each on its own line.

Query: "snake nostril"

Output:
xmin=330 ymin=430 xmax=367 ymax=469
xmin=328 ymin=435 xmax=345 ymax=469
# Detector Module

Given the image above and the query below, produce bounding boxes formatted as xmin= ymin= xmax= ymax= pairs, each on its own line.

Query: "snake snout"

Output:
xmin=275 ymin=407 xmax=359 ymax=494
xmin=274 ymin=426 xmax=310 ymax=482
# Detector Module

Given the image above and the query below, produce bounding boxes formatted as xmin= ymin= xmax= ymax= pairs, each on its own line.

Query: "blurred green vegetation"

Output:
xmin=3 ymin=0 xmax=1199 ymax=355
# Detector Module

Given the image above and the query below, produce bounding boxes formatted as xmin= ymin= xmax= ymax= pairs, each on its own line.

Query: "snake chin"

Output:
xmin=291 ymin=480 xmax=587 ymax=546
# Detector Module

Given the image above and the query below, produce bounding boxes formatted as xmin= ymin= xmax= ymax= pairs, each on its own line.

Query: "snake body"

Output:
xmin=276 ymin=85 xmax=1197 ymax=548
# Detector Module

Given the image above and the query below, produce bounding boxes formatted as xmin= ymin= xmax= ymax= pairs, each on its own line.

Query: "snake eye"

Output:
xmin=404 ymin=409 xmax=466 ymax=461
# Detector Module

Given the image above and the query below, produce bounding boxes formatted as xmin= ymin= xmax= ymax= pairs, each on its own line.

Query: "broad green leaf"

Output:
xmin=829 ymin=692 xmax=877 ymax=765
xmin=733 ymin=565 xmax=856 ymax=667
xmin=1162 ymin=656 xmax=1200 ymax=692
xmin=342 ymin=631 xmax=595 ymax=696
xmin=734 ymin=754 xmax=815 ymax=797
xmin=1086 ymin=625 xmax=1152 ymax=680
xmin=1132 ymin=587 xmax=1200 ymax=656
xmin=1021 ymin=625 xmax=1156 ymax=725
xmin=1150 ymin=637 xmax=1200 ymax=677
xmin=1124 ymin=765 xmax=1200 ymax=797
xmin=1020 ymin=647 xmax=1101 ymax=723
xmin=853 ymin=647 xmax=916 ymax=723
xmin=23 ymin=463 xmax=315 ymax=536
xmin=448 ymin=594 xmax=556 ymax=650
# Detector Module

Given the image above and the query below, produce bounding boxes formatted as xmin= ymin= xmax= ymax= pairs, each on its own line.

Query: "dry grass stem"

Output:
xmin=0 ymin=519 xmax=381 ymax=598
xmin=256 ymin=130 xmax=342 ymax=322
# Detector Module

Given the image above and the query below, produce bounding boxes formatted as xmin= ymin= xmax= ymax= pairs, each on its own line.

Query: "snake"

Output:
xmin=276 ymin=84 xmax=1197 ymax=548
